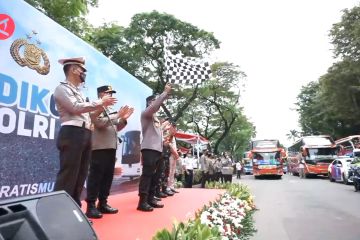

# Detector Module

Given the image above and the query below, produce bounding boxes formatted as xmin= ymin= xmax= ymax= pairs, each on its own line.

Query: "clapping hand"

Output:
xmin=117 ymin=105 xmax=134 ymax=120
xmin=101 ymin=95 xmax=117 ymax=107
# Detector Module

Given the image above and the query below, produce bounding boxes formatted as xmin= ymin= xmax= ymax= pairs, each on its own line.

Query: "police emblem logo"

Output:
xmin=10 ymin=31 xmax=50 ymax=75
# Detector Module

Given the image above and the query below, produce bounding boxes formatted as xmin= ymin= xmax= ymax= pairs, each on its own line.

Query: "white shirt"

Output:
xmin=236 ymin=162 xmax=242 ymax=170
xmin=183 ymin=156 xmax=195 ymax=170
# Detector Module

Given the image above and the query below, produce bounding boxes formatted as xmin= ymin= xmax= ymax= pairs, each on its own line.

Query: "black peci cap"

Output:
xmin=146 ymin=94 xmax=157 ymax=102
xmin=97 ymin=85 xmax=116 ymax=94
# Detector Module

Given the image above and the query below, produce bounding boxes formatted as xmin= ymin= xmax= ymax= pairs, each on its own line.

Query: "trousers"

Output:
xmin=138 ymin=149 xmax=162 ymax=200
xmin=54 ymin=126 xmax=92 ymax=206
xmin=86 ymin=149 xmax=116 ymax=203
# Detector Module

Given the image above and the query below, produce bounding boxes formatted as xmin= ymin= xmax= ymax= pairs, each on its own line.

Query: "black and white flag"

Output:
xmin=164 ymin=50 xmax=212 ymax=85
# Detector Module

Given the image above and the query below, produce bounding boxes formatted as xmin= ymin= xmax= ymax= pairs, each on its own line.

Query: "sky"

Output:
xmin=88 ymin=0 xmax=359 ymax=147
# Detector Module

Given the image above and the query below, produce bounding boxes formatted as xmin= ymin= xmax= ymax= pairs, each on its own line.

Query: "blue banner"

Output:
xmin=0 ymin=0 xmax=151 ymax=199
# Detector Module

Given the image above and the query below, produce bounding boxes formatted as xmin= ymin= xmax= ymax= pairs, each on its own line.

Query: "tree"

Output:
xmin=217 ymin=113 xmax=255 ymax=160
xmin=295 ymin=81 xmax=327 ymax=135
xmin=182 ymin=62 xmax=252 ymax=154
xmin=330 ymin=4 xmax=360 ymax=61
xmin=96 ymin=11 xmax=220 ymax=122
xmin=286 ymin=129 xmax=301 ymax=142
xmin=295 ymin=60 xmax=360 ymax=139
xmin=293 ymin=4 xmax=360 ymax=140
xmin=85 ymin=23 xmax=125 ymax=57
xmin=25 ymin=0 xmax=97 ymax=37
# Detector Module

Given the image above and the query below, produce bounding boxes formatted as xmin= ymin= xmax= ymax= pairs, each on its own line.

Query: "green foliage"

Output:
xmin=295 ymin=3 xmax=360 ymax=139
xmin=217 ymin=113 xmax=255 ymax=159
xmin=108 ymin=10 xmax=220 ymax=88
xmin=27 ymin=0 xmax=254 ymax=156
xmin=174 ymin=181 xmax=184 ymax=188
xmin=152 ymin=219 xmax=221 ymax=240
xmin=192 ymin=169 xmax=202 ymax=185
xmin=25 ymin=0 xmax=97 ymax=37
xmin=153 ymin=182 xmax=257 ymax=240
xmin=84 ymin=23 xmax=125 ymax=57
xmin=295 ymin=60 xmax=360 ymax=139
xmin=330 ymin=4 xmax=360 ymax=61
xmin=295 ymin=81 xmax=326 ymax=136
xmin=185 ymin=62 xmax=255 ymax=154
xmin=205 ymin=182 xmax=252 ymax=201
xmin=237 ymin=209 xmax=257 ymax=240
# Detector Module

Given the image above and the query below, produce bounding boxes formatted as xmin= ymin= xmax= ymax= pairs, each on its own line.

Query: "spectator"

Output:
xmin=236 ymin=161 xmax=242 ymax=179
xmin=183 ymin=153 xmax=194 ymax=188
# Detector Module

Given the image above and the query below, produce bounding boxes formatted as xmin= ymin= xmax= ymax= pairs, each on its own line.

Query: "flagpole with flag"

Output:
xmin=163 ymin=38 xmax=212 ymax=85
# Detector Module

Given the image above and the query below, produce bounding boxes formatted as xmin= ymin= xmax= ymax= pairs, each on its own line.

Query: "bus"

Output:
xmin=335 ymin=135 xmax=360 ymax=158
xmin=250 ymin=139 xmax=285 ymax=179
xmin=242 ymin=151 xmax=253 ymax=175
xmin=287 ymin=135 xmax=337 ymax=177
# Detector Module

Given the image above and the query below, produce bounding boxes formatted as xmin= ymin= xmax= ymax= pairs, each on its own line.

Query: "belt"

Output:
xmin=61 ymin=120 xmax=92 ymax=130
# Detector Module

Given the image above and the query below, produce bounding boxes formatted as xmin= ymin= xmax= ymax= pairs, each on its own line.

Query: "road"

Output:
xmin=234 ymin=173 xmax=360 ymax=240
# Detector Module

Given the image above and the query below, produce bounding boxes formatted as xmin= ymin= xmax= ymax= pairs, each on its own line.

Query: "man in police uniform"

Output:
xmin=137 ymin=83 xmax=172 ymax=211
xmin=53 ymin=57 xmax=117 ymax=207
xmin=85 ymin=85 xmax=134 ymax=219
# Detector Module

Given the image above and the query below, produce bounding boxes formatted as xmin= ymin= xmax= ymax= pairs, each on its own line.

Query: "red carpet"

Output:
xmin=82 ymin=188 xmax=224 ymax=240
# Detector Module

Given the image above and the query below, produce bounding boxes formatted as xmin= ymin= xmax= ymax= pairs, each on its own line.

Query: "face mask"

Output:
xmin=80 ymin=72 xmax=86 ymax=82
xmin=74 ymin=67 xmax=86 ymax=82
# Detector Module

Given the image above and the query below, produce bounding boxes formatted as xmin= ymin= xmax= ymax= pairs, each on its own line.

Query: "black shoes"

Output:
xmin=137 ymin=202 xmax=154 ymax=212
xmin=170 ymin=188 xmax=179 ymax=193
xmin=163 ymin=189 xmax=174 ymax=196
xmin=97 ymin=203 xmax=118 ymax=214
xmin=148 ymin=199 xmax=164 ymax=208
xmin=86 ymin=204 xmax=103 ymax=219
xmin=156 ymin=192 xmax=168 ymax=198
xmin=153 ymin=196 xmax=162 ymax=201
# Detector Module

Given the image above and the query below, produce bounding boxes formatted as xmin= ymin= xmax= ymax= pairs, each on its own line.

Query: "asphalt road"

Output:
xmin=234 ymin=173 xmax=360 ymax=240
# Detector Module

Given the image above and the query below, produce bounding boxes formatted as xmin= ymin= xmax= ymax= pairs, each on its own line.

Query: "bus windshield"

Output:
xmin=253 ymin=152 xmax=281 ymax=165
xmin=307 ymin=148 xmax=337 ymax=160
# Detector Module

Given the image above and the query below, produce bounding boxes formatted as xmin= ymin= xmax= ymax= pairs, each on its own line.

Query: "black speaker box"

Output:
xmin=0 ymin=191 xmax=98 ymax=240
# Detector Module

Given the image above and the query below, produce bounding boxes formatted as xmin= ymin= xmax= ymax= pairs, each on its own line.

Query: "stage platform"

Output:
xmin=82 ymin=188 xmax=224 ymax=240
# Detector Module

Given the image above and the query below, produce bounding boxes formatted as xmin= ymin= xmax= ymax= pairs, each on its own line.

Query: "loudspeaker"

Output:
xmin=0 ymin=191 xmax=98 ymax=240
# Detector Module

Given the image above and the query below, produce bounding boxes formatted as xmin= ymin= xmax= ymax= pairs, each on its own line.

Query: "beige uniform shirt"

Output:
xmin=92 ymin=107 xmax=127 ymax=150
xmin=53 ymin=81 xmax=103 ymax=128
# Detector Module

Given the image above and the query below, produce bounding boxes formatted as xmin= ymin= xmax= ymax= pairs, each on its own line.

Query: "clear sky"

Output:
xmin=88 ymin=0 xmax=359 ymax=147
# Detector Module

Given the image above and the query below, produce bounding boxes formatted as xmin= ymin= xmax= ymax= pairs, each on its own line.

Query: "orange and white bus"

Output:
xmin=250 ymin=139 xmax=285 ymax=179
xmin=287 ymin=135 xmax=337 ymax=177
xmin=335 ymin=135 xmax=360 ymax=158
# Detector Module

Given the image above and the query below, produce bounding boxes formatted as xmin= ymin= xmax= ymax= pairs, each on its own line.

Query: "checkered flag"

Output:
xmin=164 ymin=50 xmax=212 ymax=85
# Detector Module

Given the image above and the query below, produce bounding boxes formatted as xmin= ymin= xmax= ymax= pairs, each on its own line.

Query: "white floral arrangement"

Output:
xmin=199 ymin=193 xmax=254 ymax=240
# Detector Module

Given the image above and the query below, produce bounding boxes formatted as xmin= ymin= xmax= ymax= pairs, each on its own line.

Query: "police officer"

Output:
xmin=86 ymin=85 xmax=134 ymax=219
xmin=137 ymin=83 xmax=172 ymax=212
xmin=53 ymin=57 xmax=117 ymax=207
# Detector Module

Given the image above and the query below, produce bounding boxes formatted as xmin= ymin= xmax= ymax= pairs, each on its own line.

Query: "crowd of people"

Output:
xmin=178 ymin=150 xmax=239 ymax=188
xmin=52 ymin=56 xmax=243 ymax=219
